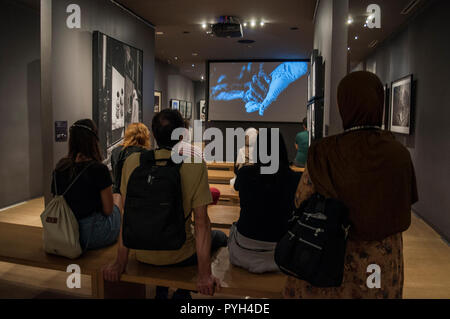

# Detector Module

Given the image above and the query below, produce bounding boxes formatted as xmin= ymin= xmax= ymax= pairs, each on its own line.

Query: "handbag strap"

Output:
xmin=53 ymin=162 xmax=95 ymax=197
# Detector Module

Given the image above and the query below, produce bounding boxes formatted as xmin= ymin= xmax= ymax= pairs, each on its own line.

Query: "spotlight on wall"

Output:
xmin=202 ymin=23 xmax=207 ymax=29
xmin=243 ymin=22 xmax=248 ymax=27
xmin=354 ymin=35 xmax=359 ymax=40
xmin=260 ymin=21 xmax=265 ymax=27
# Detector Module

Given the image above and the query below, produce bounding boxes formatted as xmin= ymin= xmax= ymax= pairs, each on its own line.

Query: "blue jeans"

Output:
xmin=78 ymin=205 xmax=121 ymax=250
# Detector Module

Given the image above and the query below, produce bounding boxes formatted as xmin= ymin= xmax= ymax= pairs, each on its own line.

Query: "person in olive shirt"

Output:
xmin=103 ymin=109 xmax=227 ymax=299
xmin=293 ymin=118 xmax=309 ymax=168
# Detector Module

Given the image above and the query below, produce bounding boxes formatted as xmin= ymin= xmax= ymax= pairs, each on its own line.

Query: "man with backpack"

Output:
xmin=103 ymin=109 xmax=228 ymax=299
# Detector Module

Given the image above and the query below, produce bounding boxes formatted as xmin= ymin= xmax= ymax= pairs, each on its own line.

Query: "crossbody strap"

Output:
xmin=54 ymin=162 xmax=95 ymax=197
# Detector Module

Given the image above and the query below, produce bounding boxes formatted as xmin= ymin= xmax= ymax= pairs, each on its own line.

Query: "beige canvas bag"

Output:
xmin=41 ymin=164 xmax=92 ymax=259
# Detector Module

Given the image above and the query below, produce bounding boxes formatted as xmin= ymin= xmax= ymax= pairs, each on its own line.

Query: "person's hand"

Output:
xmin=197 ymin=272 xmax=221 ymax=296
xmin=102 ymin=260 xmax=127 ymax=282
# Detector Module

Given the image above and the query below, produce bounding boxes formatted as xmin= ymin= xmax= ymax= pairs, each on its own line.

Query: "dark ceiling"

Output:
xmin=117 ymin=0 xmax=317 ymax=81
xmin=348 ymin=0 xmax=432 ymax=70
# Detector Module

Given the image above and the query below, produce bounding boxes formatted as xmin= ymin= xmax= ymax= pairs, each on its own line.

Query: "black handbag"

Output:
xmin=275 ymin=193 xmax=351 ymax=287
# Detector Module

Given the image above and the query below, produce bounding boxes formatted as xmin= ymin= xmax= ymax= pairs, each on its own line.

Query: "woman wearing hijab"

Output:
xmin=284 ymin=71 xmax=418 ymax=299
xmin=229 ymin=132 xmax=301 ymax=273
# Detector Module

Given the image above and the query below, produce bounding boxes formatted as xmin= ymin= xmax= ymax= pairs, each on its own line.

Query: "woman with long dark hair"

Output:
xmin=51 ymin=119 xmax=121 ymax=250
xmin=228 ymin=131 xmax=301 ymax=273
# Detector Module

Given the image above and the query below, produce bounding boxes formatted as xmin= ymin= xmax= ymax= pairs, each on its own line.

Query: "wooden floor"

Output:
xmin=0 ymin=197 xmax=449 ymax=299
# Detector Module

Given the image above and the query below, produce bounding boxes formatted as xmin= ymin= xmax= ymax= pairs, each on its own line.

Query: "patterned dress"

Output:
xmin=283 ymin=168 xmax=404 ymax=299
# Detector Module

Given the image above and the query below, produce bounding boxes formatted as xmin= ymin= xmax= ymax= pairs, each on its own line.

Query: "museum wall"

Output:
xmin=0 ymin=1 xmax=42 ymax=208
xmin=41 ymin=0 xmax=155 ymax=202
xmin=313 ymin=0 xmax=348 ymax=136
xmin=365 ymin=0 xmax=450 ymax=241
xmin=155 ymin=59 xmax=196 ymax=115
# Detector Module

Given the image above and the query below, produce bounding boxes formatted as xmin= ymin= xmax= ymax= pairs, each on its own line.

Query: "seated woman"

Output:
xmin=111 ymin=123 xmax=151 ymax=194
xmin=52 ymin=119 xmax=120 ymax=250
xmin=229 ymin=132 xmax=301 ymax=273
xmin=230 ymin=128 xmax=258 ymax=187
xmin=284 ymin=71 xmax=418 ymax=299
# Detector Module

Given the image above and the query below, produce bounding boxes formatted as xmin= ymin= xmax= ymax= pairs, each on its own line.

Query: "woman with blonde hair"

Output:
xmin=111 ymin=123 xmax=151 ymax=194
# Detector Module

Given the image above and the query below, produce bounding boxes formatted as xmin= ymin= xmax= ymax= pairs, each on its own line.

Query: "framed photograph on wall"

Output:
xmin=186 ymin=102 xmax=192 ymax=119
xmin=154 ymin=91 xmax=162 ymax=113
xmin=200 ymin=100 xmax=206 ymax=122
xmin=93 ymin=31 xmax=143 ymax=167
xmin=382 ymin=84 xmax=390 ymax=130
xmin=390 ymin=75 xmax=413 ymax=135
xmin=171 ymin=99 xmax=180 ymax=111
xmin=180 ymin=100 xmax=187 ymax=118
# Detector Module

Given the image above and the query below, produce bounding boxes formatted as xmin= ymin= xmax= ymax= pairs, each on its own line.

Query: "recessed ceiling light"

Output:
xmin=348 ymin=47 xmax=351 ymax=51
xmin=192 ymin=64 xmax=195 ymax=68
xmin=250 ymin=20 xmax=256 ymax=27
xmin=260 ymin=21 xmax=265 ymax=27
xmin=201 ymin=75 xmax=204 ymax=80
xmin=243 ymin=22 xmax=248 ymax=27
xmin=174 ymin=56 xmax=178 ymax=60
xmin=156 ymin=31 xmax=164 ymax=35
xmin=347 ymin=17 xmax=353 ymax=24
xmin=354 ymin=35 xmax=358 ymax=40
xmin=202 ymin=23 xmax=207 ymax=29
xmin=192 ymin=52 xmax=198 ymax=56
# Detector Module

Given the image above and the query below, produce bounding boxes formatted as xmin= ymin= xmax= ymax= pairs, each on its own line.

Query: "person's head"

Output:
xmin=245 ymin=128 xmax=258 ymax=148
xmin=302 ymin=117 xmax=307 ymax=130
xmin=337 ymin=71 xmax=384 ymax=130
xmin=57 ymin=119 xmax=102 ymax=170
xmin=122 ymin=123 xmax=150 ymax=149
xmin=152 ymin=109 xmax=185 ymax=148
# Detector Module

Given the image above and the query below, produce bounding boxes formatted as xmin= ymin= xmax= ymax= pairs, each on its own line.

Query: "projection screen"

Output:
xmin=208 ymin=60 xmax=309 ymax=122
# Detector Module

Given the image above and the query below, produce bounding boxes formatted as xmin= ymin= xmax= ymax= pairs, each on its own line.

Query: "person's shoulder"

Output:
xmin=123 ymin=151 xmax=142 ymax=168
xmin=88 ymin=161 xmax=109 ymax=172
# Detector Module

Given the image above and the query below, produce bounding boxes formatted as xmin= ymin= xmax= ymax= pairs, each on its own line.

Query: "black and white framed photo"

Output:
xmin=171 ymin=99 xmax=180 ymax=111
xmin=186 ymin=102 xmax=192 ymax=119
xmin=154 ymin=91 xmax=162 ymax=113
xmin=390 ymin=75 xmax=413 ymax=135
xmin=200 ymin=100 xmax=206 ymax=122
xmin=382 ymin=84 xmax=390 ymax=130
xmin=93 ymin=31 xmax=143 ymax=166
xmin=180 ymin=100 xmax=187 ymax=118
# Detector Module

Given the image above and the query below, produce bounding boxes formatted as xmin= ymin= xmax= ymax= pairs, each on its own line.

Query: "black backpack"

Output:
xmin=275 ymin=193 xmax=351 ymax=287
xmin=123 ymin=150 xmax=187 ymax=250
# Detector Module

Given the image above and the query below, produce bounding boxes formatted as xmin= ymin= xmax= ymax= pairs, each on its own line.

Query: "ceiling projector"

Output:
xmin=212 ymin=16 xmax=243 ymax=38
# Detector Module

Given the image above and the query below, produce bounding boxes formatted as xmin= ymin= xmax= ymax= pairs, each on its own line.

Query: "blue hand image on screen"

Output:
xmin=211 ymin=62 xmax=308 ymax=116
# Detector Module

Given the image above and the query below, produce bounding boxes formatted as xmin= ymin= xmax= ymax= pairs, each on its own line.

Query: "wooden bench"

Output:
xmin=290 ymin=166 xmax=305 ymax=173
xmin=0 ymin=222 xmax=114 ymax=298
xmin=208 ymin=205 xmax=240 ymax=228
xmin=210 ymin=183 xmax=240 ymax=202
xmin=122 ymin=248 xmax=285 ymax=298
xmin=208 ymin=170 xmax=235 ymax=184
xmin=207 ymin=162 xmax=235 ymax=171
xmin=0 ymin=222 xmax=285 ymax=298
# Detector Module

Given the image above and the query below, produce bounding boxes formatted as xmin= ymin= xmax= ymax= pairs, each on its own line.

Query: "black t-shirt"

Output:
xmin=234 ymin=165 xmax=301 ymax=242
xmin=51 ymin=161 xmax=112 ymax=220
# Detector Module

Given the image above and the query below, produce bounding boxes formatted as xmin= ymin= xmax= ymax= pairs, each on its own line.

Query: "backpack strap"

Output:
xmin=61 ymin=162 xmax=95 ymax=196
